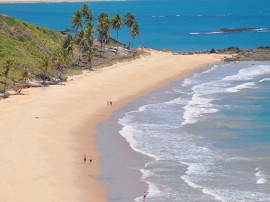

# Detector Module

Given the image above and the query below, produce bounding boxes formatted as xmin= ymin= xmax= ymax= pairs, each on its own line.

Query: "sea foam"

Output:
xmin=223 ymin=65 xmax=270 ymax=81
xmin=226 ymin=82 xmax=257 ymax=93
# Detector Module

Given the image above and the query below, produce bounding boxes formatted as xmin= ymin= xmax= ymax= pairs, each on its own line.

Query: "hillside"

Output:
xmin=0 ymin=14 xmax=63 ymax=67
xmin=0 ymin=14 xmax=141 ymax=96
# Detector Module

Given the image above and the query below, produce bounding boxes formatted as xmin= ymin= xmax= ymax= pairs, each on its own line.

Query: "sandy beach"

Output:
xmin=0 ymin=50 xmax=226 ymax=202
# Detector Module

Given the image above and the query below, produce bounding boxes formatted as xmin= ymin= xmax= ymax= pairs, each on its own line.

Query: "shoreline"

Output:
xmin=0 ymin=50 xmax=226 ymax=202
xmin=96 ymin=60 xmax=224 ymax=202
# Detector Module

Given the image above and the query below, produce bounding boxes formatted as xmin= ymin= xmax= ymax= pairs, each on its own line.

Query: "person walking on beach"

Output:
xmin=84 ymin=155 xmax=87 ymax=164
xmin=110 ymin=101 xmax=112 ymax=106
xmin=143 ymin=191 xmax=149 ymax=201
xmin=89 ymin=156 xmax=92 ymax=164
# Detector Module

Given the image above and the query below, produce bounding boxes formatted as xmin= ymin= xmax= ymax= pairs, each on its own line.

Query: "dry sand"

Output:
xmin=0 ymin=50 xmax=226 ymax=202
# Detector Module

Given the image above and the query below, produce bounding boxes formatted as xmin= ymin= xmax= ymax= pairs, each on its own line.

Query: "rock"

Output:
xmin=0 ymin=92 xmax=9 ymax=98
xmin=28 ymin=80 xmax=43 ymax=87
xmin=210 ymin=49 xmax=216 ymax=53
xmin=163 ymin=48 xmax=170 ymax=52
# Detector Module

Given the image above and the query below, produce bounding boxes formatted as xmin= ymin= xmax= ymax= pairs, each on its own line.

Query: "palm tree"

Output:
xmin=130 ymin=22 xmax=140 ymax=48
xmin=1 ymin=58 xmax=15 ymax=92
xmin=62 ymin=34 xmax=75 ymax=65
xmin=39 ymin=56 xmax=51 ymax=84
xmin=98 ymin=12 xmax=109 ymax=23
xmin=81 ymin=4 xmax=93 ymax=23
xmin=111 ymin=14 xmax=123 ymax=53
xmin=85 ymin=43 xmax=95 ymax=69
xmin=85 ymin=22 xmax=95 ymax=42
xmin=16 ymin=65 xmax=31 ymax=94
xmin=72 ymin=10 xmax=83 ymax=33
xmin=75 ymin=30 xmax=87 ymax=65
xmin=97 ymin=13 xmax=111 ymax=57
xmin=124 ymin=13 xmax=135 ymax=49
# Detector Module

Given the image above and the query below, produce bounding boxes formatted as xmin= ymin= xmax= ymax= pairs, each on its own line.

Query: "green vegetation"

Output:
xmin=0 ymin=5 xmax=140 ymax=95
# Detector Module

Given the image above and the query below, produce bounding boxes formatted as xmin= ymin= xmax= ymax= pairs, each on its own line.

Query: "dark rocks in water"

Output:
xmin=210 ymin=49 xmax=216 ymax=53
xmin=220 ymin=27 xmax=270 ymax=33
xmin=220 ymin=28 xmax=248 ymax=33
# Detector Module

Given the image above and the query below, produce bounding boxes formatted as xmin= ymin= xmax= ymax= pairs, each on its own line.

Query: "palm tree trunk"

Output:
xmin=100 ymin=40 xmax=102 ymax=57
xmin=3 ymin=78 xmax=8 ymax=92
xmin=128 ymin=35 xmax=131 ymax=49
xmin=116 ymin=29 xmax=119 ymax=54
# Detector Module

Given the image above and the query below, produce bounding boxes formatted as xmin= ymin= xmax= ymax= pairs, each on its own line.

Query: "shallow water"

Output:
xmin=118 ymin=61 xmax=270 ymax=201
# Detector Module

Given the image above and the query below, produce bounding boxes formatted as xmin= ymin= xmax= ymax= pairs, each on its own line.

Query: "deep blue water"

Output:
xmin=1 ymin=0 xmax=270 ymax=51
xmin=118 ymin=61 xmax=270 ymax=201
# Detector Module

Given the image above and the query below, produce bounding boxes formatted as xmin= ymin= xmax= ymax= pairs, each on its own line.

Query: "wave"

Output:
xmin=189 ymin=32 xmax=200 ymax=35
xmin=189 ymin=27 xmax=270 ymax=35
xmin=182 ymin=94 xmax=219 ymax=125
xmin=118 ymin=123 xmax=159 ymax=160
xmin=255 ymin=167 xmax=268 ymax=184
xmin=182 ymin=80 xmax=228 ymax=125
xmin=226 ymin=82 xmax=257 ymax=93
xmin=205 ymin=31 xmax=223 ymax=35
xmin=223 ymin=64 xmax=270 ymax=81
xmin=259 ymin=78 xmax=270 ymax=82
xmin=152 ymin=15 xmax=167 ymax=18
xmin=181 ymin=162 xmax=227 ymax=202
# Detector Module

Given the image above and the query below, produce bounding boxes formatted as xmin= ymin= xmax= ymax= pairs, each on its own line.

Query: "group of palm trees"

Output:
xmin=63 ymin=4 xmax=140 ymax=66
xmin=0 ymin=4 xmax=140 ymax=94
xmin=0 ymin=58 xmax=30 ymax=94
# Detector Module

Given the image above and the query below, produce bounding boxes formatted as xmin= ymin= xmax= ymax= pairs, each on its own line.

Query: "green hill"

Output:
xmin=0 ymin=14 xmax=63 ymax=67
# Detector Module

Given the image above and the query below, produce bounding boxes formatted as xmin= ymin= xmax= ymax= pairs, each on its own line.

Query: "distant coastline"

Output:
xmin=0 ymin=0 xmax=124 ymax=3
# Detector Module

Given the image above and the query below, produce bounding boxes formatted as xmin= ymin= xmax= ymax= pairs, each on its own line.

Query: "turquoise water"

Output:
xmin=1 ymin=0 xmax=270 ymax=51
xmin=118 ymin=61 xmax=270 ymax=201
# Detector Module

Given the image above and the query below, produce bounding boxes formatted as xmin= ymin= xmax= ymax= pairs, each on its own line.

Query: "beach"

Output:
xmin=0 ymin=50 xmax=225 ymax=202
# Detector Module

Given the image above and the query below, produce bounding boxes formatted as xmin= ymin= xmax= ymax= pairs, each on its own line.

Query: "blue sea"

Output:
xmin=118 ymin=61 xmax=270 ymax=201
xmin=0 ymin=0 xmax=270 ymax=51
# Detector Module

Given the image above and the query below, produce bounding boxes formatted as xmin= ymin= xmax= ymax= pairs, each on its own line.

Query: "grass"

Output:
xmin=0 ymin=15 xmax=63 ymax=67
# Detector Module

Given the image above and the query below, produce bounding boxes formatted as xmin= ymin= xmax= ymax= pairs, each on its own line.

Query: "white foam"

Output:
xmin=226 ymin=82 xmax=257 ymax=93
xmin=118 ymin=124 xmax=158 ymax=160
xmin=255 ymin=167 xmax=268 ymax=184
xmin=152 ymin=15 xmax=165 ymax=18
xmin=190 ymin=32 xmax=200 ymax=35
xmin=181 ymin=162 xmax=227 ymax=202
xmin=259 ymin=78 xmax=270 ymax=82
xmin=135 ymin=179 xmax=166 ymax=201
xmin=182 ymin=93 xmax=219 ymax=125
xmin=223 ymin=65 xmax=270 ymax=81
xmin=201 ymin=65 xmax=218 ymax=74
xmin=254 ymin=28 xmax=270 ymax=32
xmin=205 ymin=31 xmax=223 ymax=35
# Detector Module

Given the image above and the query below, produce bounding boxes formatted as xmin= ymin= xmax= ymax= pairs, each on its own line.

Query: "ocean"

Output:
xmin=0 ymin=0 xmax=270 ymax=51
xmin=118 ymin=61 xmax=270 ymax=201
